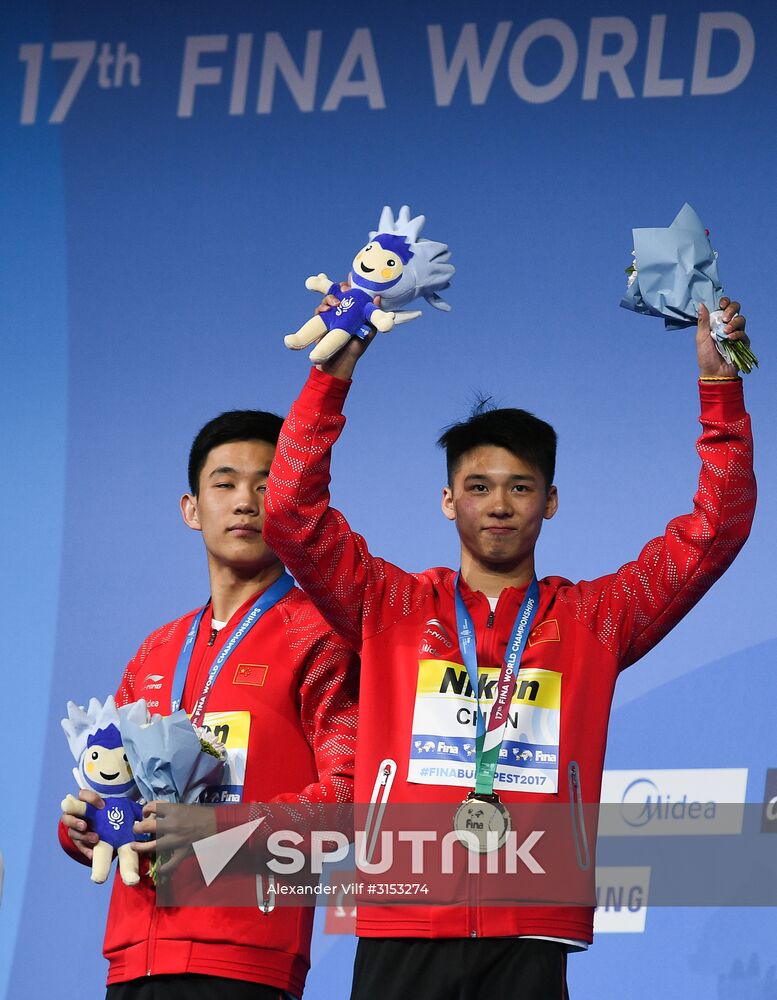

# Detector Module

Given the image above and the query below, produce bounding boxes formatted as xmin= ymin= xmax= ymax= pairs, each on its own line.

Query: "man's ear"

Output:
xmin=544 ymin=485 xmax=558 ymax=521
xmin=441 ymin=486 xmax=456 ymax=522
xmin=180 ymin=493 xmax=202 ymax=531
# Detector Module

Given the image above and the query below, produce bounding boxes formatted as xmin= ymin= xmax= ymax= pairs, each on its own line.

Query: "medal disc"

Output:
xmin=453 ymin=794 xmax=511 ymax=852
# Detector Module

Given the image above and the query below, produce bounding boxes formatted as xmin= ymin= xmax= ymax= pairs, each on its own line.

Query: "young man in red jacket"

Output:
xmin=60 ymin=409 xmax=358 ymax=1000
xmin=263 ymin=299 xmax=756 ymax=999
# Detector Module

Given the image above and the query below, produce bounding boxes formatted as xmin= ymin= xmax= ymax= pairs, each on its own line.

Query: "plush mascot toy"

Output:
xmin=61 ymin=696 xmax=148 ymax=885
xmin=284 ymin=205 xmax=454 ymax=363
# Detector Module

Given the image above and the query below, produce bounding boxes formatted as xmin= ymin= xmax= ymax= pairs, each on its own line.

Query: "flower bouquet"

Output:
xmin=621 ymin=203 xmax=758 ymax=374
xmin=118 ymin=703 xmax=226 ymax=882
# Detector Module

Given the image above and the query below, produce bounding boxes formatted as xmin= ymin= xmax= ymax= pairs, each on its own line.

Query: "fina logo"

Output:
xmin=620 ymin=776 xmax=716 ymax=828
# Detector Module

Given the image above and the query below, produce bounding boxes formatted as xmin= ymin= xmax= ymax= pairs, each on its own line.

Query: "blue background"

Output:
xmin=2 ymin=1 xmax=775 ymax=997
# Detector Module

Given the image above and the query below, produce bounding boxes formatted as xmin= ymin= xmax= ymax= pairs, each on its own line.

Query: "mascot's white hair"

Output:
xmin=366 ymin=205 xmax=454 ymax=312
xmin=62 ymin=696 xmax=149 ymax=785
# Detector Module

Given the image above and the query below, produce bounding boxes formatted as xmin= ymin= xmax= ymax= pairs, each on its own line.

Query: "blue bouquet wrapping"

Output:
xmin=118 ymin=704 xmax=226 ymax=805
xmin=621 ymin=203 xmax=757 ymax=373
xmin=117 ymin=704 xmax=227 ymax=883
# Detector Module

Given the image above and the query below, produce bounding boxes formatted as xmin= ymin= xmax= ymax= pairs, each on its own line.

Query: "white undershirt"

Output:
xmin=211 ymin=618 xmax=227 ymax=630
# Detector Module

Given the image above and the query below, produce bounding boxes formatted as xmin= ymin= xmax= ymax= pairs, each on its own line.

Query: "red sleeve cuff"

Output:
xmin=297 ymin=367 xmax=351 ymax=415
xmin=698 ymin=378 xmax=746 ymax=422
xmin=58 ymin=818 xmax=89 ymax=866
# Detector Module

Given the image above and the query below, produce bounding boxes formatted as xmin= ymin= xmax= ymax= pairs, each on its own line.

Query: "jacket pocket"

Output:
xmin=256 ymin=872 xmax=276 ymax=914
xmin=568 ymin=760 xmax=591 ymax=871
xmin=359 ymin=758 xmax=397 ymax=865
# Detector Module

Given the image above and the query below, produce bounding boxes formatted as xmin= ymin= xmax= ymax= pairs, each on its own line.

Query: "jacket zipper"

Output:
xmin=568 ymin=761 xmax=591 ymax=870
xmin=483 ymin=589 xmax=501 ymax=663
xmin=146 ymin=864 xmax=159 ymax=974
xmin=360 ymin=759 xmax=397 ymax=866
xmin=149 ymin=616 xmax=220 ymax=969
xmin=184 ymin=623 xmax=221 ymax=710
xmin=202 ymin=619 xmax=273 ymax=910
xmin=468 ymin=851 xmax=480 ymax=937
xmin=469 ymin=600 xmax=495 ymax=935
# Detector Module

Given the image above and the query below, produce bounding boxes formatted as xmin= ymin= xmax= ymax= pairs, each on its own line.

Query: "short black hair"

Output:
xmin=187 ymin=410 xmax=283 ymax=495
xmin=438 ymin=402 xmax=557 ymax=490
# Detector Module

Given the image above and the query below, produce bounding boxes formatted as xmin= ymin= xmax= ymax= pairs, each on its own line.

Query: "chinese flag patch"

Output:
xmin=528 ymin=619 xmax=561 ymax=646
xmin=233 ymin=663 xmax=268 ymax=686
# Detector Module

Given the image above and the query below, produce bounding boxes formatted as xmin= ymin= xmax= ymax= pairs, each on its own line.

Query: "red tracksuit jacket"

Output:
xmin=59 ymin=584 xmax=358 ymax=996
xmin=263 ymin=369 xmax=755 ymax=943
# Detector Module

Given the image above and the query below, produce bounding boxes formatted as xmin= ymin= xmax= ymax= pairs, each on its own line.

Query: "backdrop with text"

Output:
xmin=2 ymin=2 xmax=775 ymax=997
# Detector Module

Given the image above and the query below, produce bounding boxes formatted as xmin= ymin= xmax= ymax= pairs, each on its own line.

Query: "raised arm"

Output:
xmin=560 ymin=298 xmax=756 ymax=667
xmin=265 ymin=322 xmax=424 ymax=648
xmin=264 ymin=368 xmax=417 ymax=649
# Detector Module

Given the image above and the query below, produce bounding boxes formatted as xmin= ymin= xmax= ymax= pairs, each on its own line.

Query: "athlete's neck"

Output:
xmin=459 ymin=552 xmax=535 ymax=599
xmin=207 ymin=559 xmax=285 ymax=622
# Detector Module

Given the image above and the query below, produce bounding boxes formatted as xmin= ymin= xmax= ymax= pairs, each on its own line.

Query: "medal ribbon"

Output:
xmin=454 ymin=573 xmax=540 ymax=796
xmin=170 ymin=572 xmax=295 ymax=726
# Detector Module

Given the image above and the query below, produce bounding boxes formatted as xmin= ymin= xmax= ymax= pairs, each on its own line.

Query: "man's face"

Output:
xmin=441 ymin=445 xmax=557 ymax=572
xmin=180 ymin=439 xmax=280 ymax=575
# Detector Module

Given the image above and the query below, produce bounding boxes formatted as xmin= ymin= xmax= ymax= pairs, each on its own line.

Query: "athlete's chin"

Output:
xmin=218 ymin=542 xmax=278 ymax=572
xmin=479 ymin=540 xmax=522 ymax=563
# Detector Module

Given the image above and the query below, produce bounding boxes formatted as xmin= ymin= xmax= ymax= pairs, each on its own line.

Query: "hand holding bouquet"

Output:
xmin=621 ymin=203 xmax=758 ymax=374
xmin=118 ymin=704 xmax=226 ymax=882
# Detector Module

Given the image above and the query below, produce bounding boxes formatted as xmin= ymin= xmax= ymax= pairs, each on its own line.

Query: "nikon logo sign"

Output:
xmin=439 ymin=667 xmax=540 ymax=702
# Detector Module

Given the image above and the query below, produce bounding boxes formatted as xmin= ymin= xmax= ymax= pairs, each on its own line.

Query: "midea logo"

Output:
xmin=620 ymin=777 xmax=717 ymax=828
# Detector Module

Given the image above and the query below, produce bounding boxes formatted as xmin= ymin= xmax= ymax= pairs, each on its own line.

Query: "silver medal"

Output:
xmin=453 ymin=793 xmax=511 ymax=852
